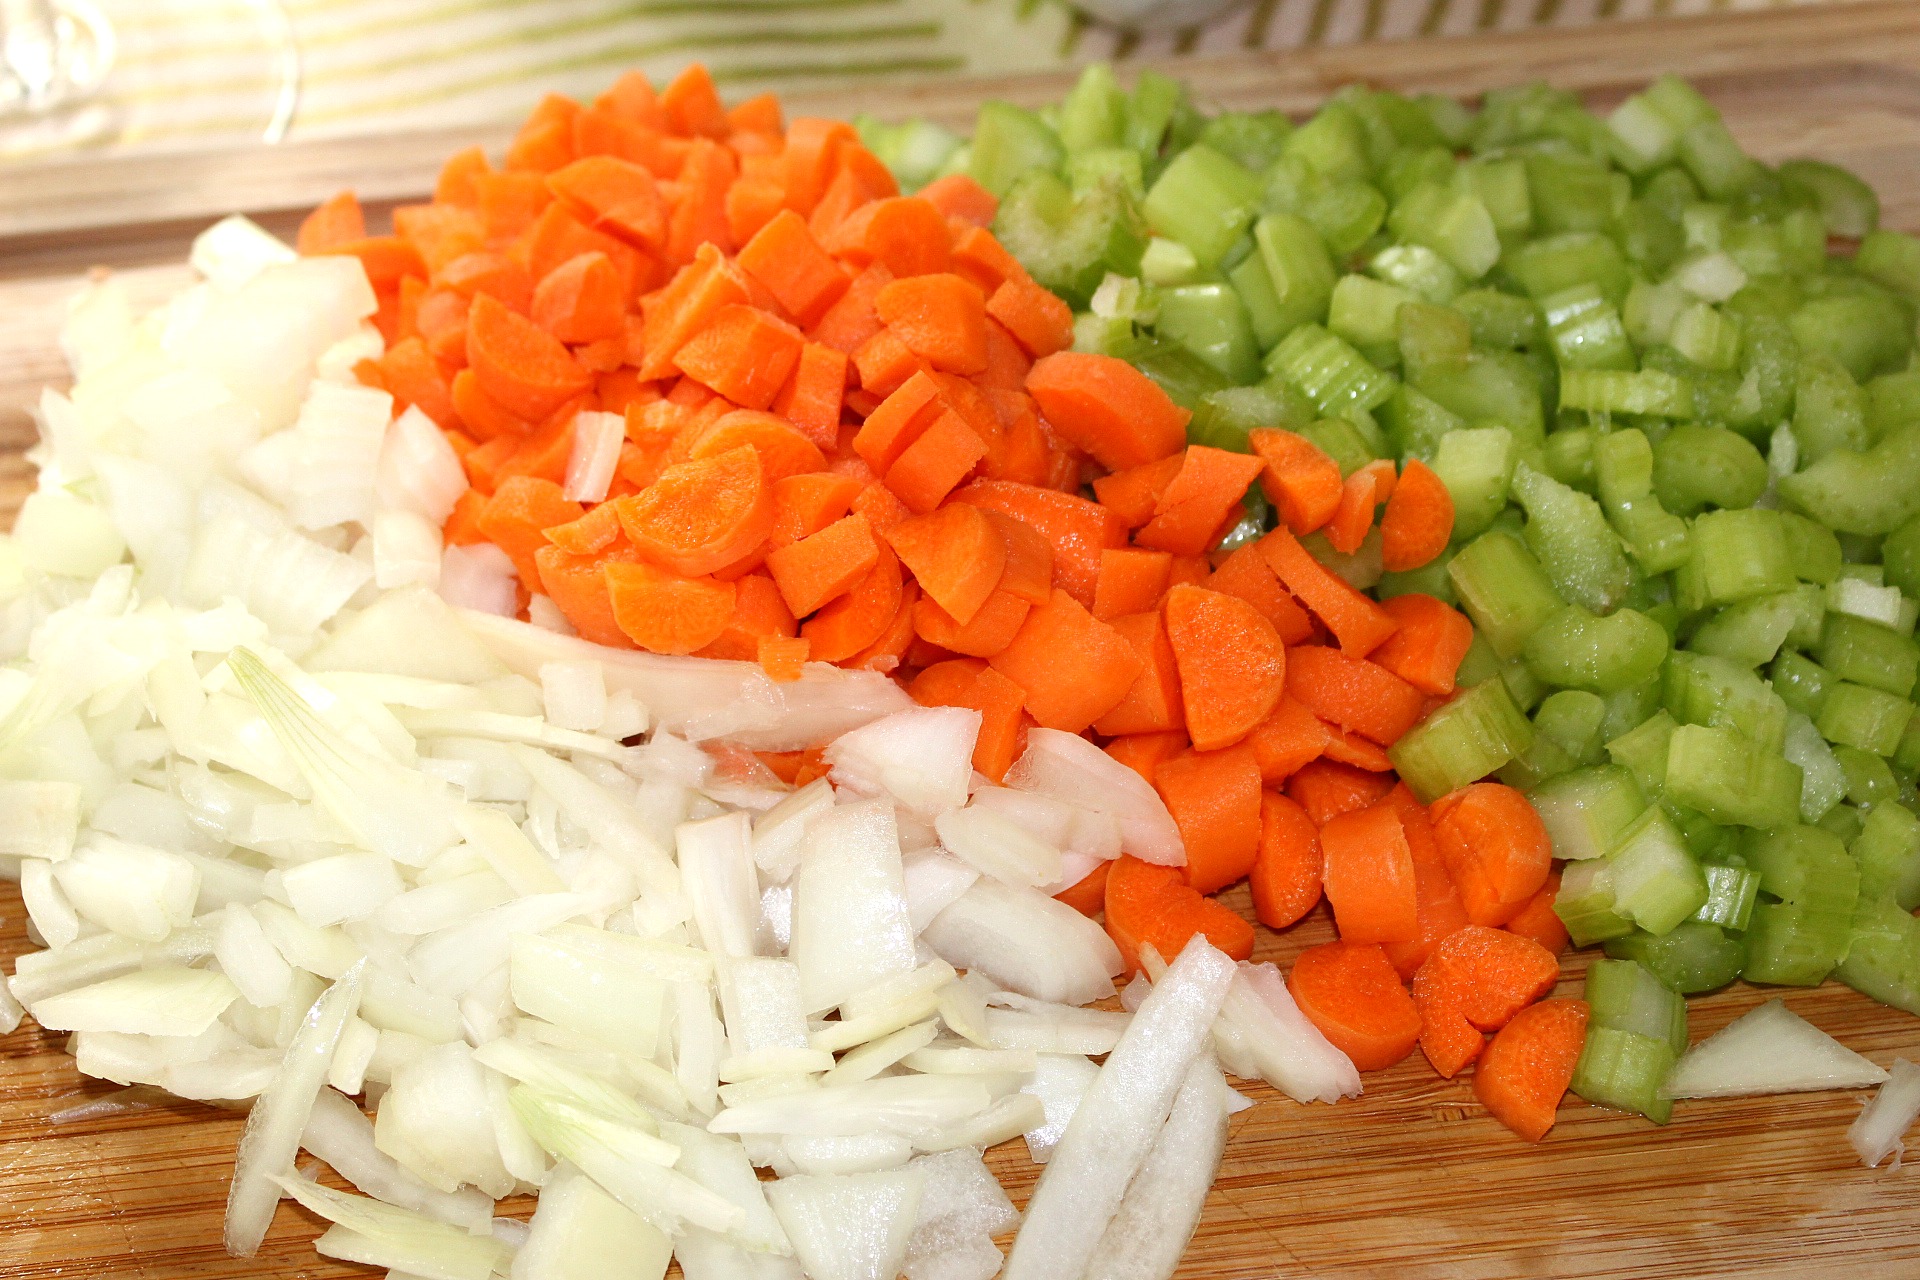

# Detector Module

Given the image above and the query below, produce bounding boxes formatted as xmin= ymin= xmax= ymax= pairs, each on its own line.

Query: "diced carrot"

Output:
xmin=1412 ymin=925 xmax=1561 ymax=1079
xmin=298 ymin=190 xmax=366 ymax=254
xmin=825 ymin=196 xmax=952 ymax=277
xmin=1370 ymin=593 xmax=1475 ymax=698
xmin=988 ymin=588 xmax=1143 ymax=734
xmin=1287 ymin=941 xmax=1423 ymax=1072
xmin=1104 ymin=731 xmax=1189 ymax=787
xmin=461 ymin=435 xmax=517 ymax=493
xmin=985 ymin=276 xmax=1075 ymax=360
xmin=808 ymin=152 xmax=899 ymax=243
xmin=851 ymin=482 xmax=912 ymax=538
xmin=439 ymin=251 xmax=533 ymax=311
xmin=1285 ymin=759 xmax=1396 ymax=826
xmin=529 ymin=251 xmax=626 ymax=344
xmin=1323 ymin=459 xmax=1395 ymax=555
xmin=908 ymin=658 xmax=1029 ymax=783
xmin=1256 ymin=527 xmax=1400 ymax=657
xmin=1380 ymin=796 xmax=1471 ymax=981
xmin=1026 ymin=351 xmax=1189 ymax=472
xmin=1504 ymin=869 xmax=1569 ymax=956
xmin=738 ymin=209 xmax=850 ymax=327
xmin=536 ymin=541 xmax=640 ymax=647
xmin=476 ymin=476 xmax=583 ymax=591
xmin=615 ymin=444 xmax=771 ymax=576
xmin=781 ymin=117 xmax=859 ymax=215
xmin=545 ymin=155 xmax=667 ymax=249
xmin=1092 ymin=455 xmax=1184 ymax=530
xmin=611 ymin=564 xmax=740 ymax=653
xmin=638 ymin=243 xmax=752 ymax=380
xmin=1251 ymin=792 xmax=1323 ymax=929
xmin=810 ymin=260 xmax=894 ymax=355
xmin=672 ymin=305 xmax=805 ymax=410
xmin=1053 ymin=861 xmax=1111 ymax=918
xmin=444 ymin=489 xmax=488 ymax=546
xmin=1284 ymin=644 xmax=1427 ymax=748
xmin=497 ymin=402 xmax=581 ymax=486
xmin=695 ymin=572 xmax=800 ymax=661
xmin=1249 ymin=428 xmax=1344 ymax=535
xmin=594 ymin=69 xmax=666 ymax=127
xmin=728 ymin=90 xmax=784 ymax=136
xmin=1320 ymin=800 xmax=1420 ymax=944
xmin=393 ymin=204 xmax=486 ymax=274
xmin=475 ymin=170 xmax=554 ymax=240
xmin=1135 ymin=447 xmax=1268 ymax=557
xmin=435 ymin=147 xmax=491 ymax=207
xmin=505 ymin=95 xmax=580 ymax=172
xmin=884 ymin=412 xmax=985 ymax=515
xmin=377 ymin=337 xmax=457 ymax=429
xmin=853 ymin=329 xmax=928 ymax=399
xmin=687 ymin=410 xmax=826 ymax=484
xmin=1091 ymin=610 xmax=1185 ymax=738
xmin=522 ymin=202 xmax=647 ymax=295
xmin=982 ymin=511 xmax=1053 ymax=607
xmin=1473 ymin=998 xmax=1590 ymax=1142
xmin=1248 ymin=696 xmax=1330 ymax=784
xmin=918 ymin=173 xmax=999 ymax=228
xmin=768 ymin=472 xmax=862 ymax=550
xmin=1321 ymin=724 xmax=1396 ymax=772
xmin=544 ymin=502 xmax=623 ymax=555
xmin=1205 ymin=543 xmax=1315 ymax=645
xmin=758 ymin=635 xmax=810 ymax=682
xmin=852 ymin=370 xmax=941 ymax=476
xmin=874 ymin=273 xmax=989 ymax=375
xmin=951 ymin=480 xmax=1125 ymax=609
xmin=1431 ymin=783 xmax=1554 ymax=929
xmin=802 ymin=541 xmax=904 ymax=663
xmin=914 ymin=588 xmax=1031 ymax=659
xmin=466 ymin=294 xmax=593 ymax=422
xmin=765 ymin=512 xmax=881 ymax=618
xmin=1104 ymin=854 xmax=1255 ymax=977
xmin=978 ymin=319 xmax=1035 ymax=392
xmin=726 ymin=178 xmax=787 ymax=249
xmin=845 ymin=582 xmax=921 ymax=673
xmin=884 ymin=505 xmax=1006 ymax=626
xmin=1092 ymin=549 xmax=1173 ymax=621
xmin=1162 ymin=584 xmax=1286 ymax=752
xmin=1154 ymin=745 xmax=1261 ymax=896
xmin=771 ymin=343 xmax=848 ymax=450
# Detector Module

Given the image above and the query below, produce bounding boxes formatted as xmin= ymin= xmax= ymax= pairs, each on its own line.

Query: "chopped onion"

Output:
xmin=376 ymin=406 xmax=468 ymax=525
xmin=765 ymin=1166 xmax=926 ymax=1280
xmin=1005 ymin=729 xmax=1183 ymax=865
xmin=934 ymin=805 xmax=1063 ymax=889
xmin=1661 ymin=999 xmax=1890 ymax=1099
xmin=538 ymin=660 xmax=606 ymax=733
xmin=508 ymin=929 xmax=666 ymax=1059
xmin=1217 ymin=960 xmax=1360 ymax=1105
xmin=563 ymin=411 xmax=626 ymax=503
xmin=53 ymin=836 xmax=199 ymax=941
xmin=0 ymin=779 xmax=81 ymax=859
xmin=191 ymin=215 xmax=297 ymax=290
xmin=789 ymin=799 xmax=917 ymax=1015
xmin=29 ymin=967 xmax=239 ymax=1036
xmin=1850 ymin=1059 xmax=1920 ymax=1168
xmin=1019 ymin=1054 xmax=1099 ymax=1165
xmin=901 ymin=849 xmax=981 ymax=933
xmin=824 ymin=707 xmax=980 ymax=818
xmin=301 ymin=1087 xmax=493 ymax=1234
xmin=921 ymin=876 xmax=1122 ymax=1007
xmin=439 ymin=544 xmax=519 ymax=618
xmin=513 ymin=1160 xmax=675 ymax=1280
xmin=1081 ymin=1055 xmax=1231 ymax=1280
xmin=982 ymin=998 xmax=1129 ymax=1055
xmin=373 ymin=510 xmax=443 ymax=590
xmin=273 ymin=1172 xmax=511 ymax=1280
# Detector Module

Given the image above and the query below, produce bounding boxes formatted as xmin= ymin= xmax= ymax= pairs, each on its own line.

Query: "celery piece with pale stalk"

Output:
xmin=1662 ymin=999 xmax=1887 ymax=1099
xmin=1448 ymin=530 xmax=1564 ymax=661
xmin=1663 ymin=724 xmax=1803 ymax=829
xmin=1511 ymin=462 xmax=1635 ymax=614
xmin=1603 ymin=808 xmax=1709 ymax=936
xmin=1854 ymin=801 xmax=1920 ymax=910
xmin=1523 ymin=605 xmax=1669 ymax=695
xmin=1428 ymin=426 xmax=1515 ymax=541
xmin=1388 ymin=677 xmax=1534 ymax=803
xmin=1528 ymin=765 xmax=1645 ymax=862
xmin=1604 ymin=921 xmax=1744 ymax=994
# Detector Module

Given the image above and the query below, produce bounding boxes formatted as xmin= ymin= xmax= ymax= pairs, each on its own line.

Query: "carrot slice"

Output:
xmin=739 ymin=209 xmax=850 ymax=328
xmin=1135 ymin=446 xmax=1269 ymax=557
xmin=1251 ymin=792 xmax=1323 ymax=929
xmin=758 ymin=634 xmax=810 ymax=682
xmin=531 ymin=251 xmax=626 ymax=344
xmin=546 ymin=155 xmax=668 ymax=249
xmin=475 ymin=476 xmax=583 ymax=591
xmin=1504 ymin=869 xmax=1569 ymax=957
xmin=950 ymin=224 xmax=1027 ymax=294
xmin=439 ymin=251 xmax=533 ymax=311
xmin=884 ymin=410 xmax=987 ymax=515
xmin=913 ymin=587 xmax=1030 ymax=659
xmin=376 ymin=337 xmax=457 ymax=429
xmin=1026 ymin=352 xmax=1189 ymax=471
xmin=1161 ymin=584 xmax=1286 ymax=752
xmin=1249 ymin=428 xmax=1343 ymax=535
xmin=884 ymin=505 xmax=1006 ymax=626
xmin=1285 ymin=644 xmax=1428 ymax=747
xmin=1288 ymin=941 xmax=1423 ymax=1072
xmin=672 ymin=305 xmax=805 ymax=410
xmin=616 ymin=444 xmax=772 ymax=576
xmin=435 ymin=147 xmax=491 ymax=208
xmin=951 ymin=480 xmax=1126 ymax=609
xmin=605 ymin=561 xmax=736 ymax=654
xmin=988 ymin=588 xmax=1143 ymax=734
xmin=1430 ymin=783 xmax=1554 ymax=928
xmin=825 ymin=196 xmax=952 ymax=277
xmin=1473 ymin=998 xmax=1590 ymax=1142
xmin=1154 ymin=745 xmax=1261 ymax=896
xmin=1105 ymin=731 xmax=1189 ymax=787
xmin=810 ymin=260 xmax=894 ymax=355
xmin=1091 ymin=611 xmax=1185 ymax=738
xmin=299 ymin=190 xmax=366 ymax=254
xmin=1412 ymin=924 xmax=1562 ymax=1079
xmin=466 ymin=294 xmax=593 ymax=422
xmin=536 ymin=541 xmax=639 ymax=647
xmin=802 ymin=541 xmax=904 ymax=663
xmin=1092 ymin=549 xmax=1174 ymax=622
xmin=850 ymin=482 xmax=912 ymax=539
xmin=1285 ymin=759 xmax=1396 ymax=826
xmin=768 ymin=472 xmax=863 ymax=550
xmin=764 ymin=513 xmax=881 ymax=618
xmin=1320 ymin=800 xmax=1420 ymax=944
xmin=1104 ymin=854 xmax=1256 ymax=977
xmin=1053 ymin=861 xmax=1111 ymax=918
xmin=1370 ymin=593 xmax=1475 ymax=698
xmin=687 ymin=410 xmax=827 ymax=485
xmin=874 ymin=273 xmax=989 ymax=376
xmin=1248 ymin=695 xmax=1331 ymax=784
xmin=770 ymin=343 xmax=848 ymax=450
xmin=781 ymin=117 xmax=859 ymax=216
xmin=918 ymin=173 xmax=999 ymax=228
xmin=986 ymin=276 xmax=1075 ymax=360
xmin=692 ymin=572 xmax=799 ymax=662
xmin=1204 ymin=543 xmax=1315 ymax=644
xmin=908 ymin=658 xmax=1029 ymax=783
xmin=1380 ymin=797 xmax=1472 ymax=981
xmin=1256 ymin=527 xmax=1400 ymax=657
xmin=638 ymin=243 xmax=751 ymax=380
xmin=982 ymin=511 xmax=1053 ymax=607
xmin=1381 ymin=460 xmax=1454 ymax=571
xmin=1091 ymin=455 xmax=1184 ymax=529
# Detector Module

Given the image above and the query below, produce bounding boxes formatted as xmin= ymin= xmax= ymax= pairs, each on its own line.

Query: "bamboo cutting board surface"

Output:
xmin=7 ymin=4 xmax=1920 ymax=1275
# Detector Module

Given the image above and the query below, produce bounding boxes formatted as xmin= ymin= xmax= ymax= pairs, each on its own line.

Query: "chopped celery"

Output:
xmin=1868 ymin=370 xmax=1920 ymax=438
xmin=1155 ymin=284 xmax=1261 ymax=384
xmin=1856 ymin=230 xmax=1920 ymax=299
xmin=1838 ymin=744 xmax=1899 ymax=808
xmin=1677 ymin=509 xmax=1795 ymax=610
xmin=1108 ymin=333 xmax=1228 ymax=409
xmin=1853 ymin=801 xmax=1920 ymax=910
xmin=1816 ymin=612 xmax=1919 ymax=698
xmin=1283 ymin=103 xmax=1373 ymax=185
xmin=1057 ymin=64 xmax=1127 ymax=153
xmin=1650 ymin=424 xmax=1768 ymax=517
xmin=1663 ymin=723 xmax=1803 ymax=829
xmin=1542 ymin=284 xmax=1636 ymax=372
xmin=1508 ymin=231 xmax=1631 ymax=305
xmin=1779 ymin=511 xmax=1844 ymax=586
xmin=1387 ymin=677 xmax=1534 ymax=803
xmin=1448 ymin=530 xmax=1564 ymax=660
xmin=1396 ymin=302 xmax=1471 ymax=382
xmin=1524 ymin=605 xmax=1669 ymax=694
xmin=1605 ymin=922 xmax=1745 ymax=994
xmin=1692 ymin=862 xmax=1761 ymax=932
xmin=1123 ymin=70 xmax=1184 ymax=159
xmin=970 ymin=101 xmax=1065 ymax=197
xmin=1571 ymin=1026 xmax=1675 ymax=1124
xmin=1067 ymin=147 xmax=1146 ymax=199
xmin=1816 ymin=681 xmax=1914 ymax=756
xmin=1664 ymin=651 xmax=1789 ymax=752
xmin=1744 ymin=901 xmax=1854 ymax=986
xmin=1297 ymin=417 xmax=1380 ymax=476
xmin=1454 ymin=288 xmax=1543 ymax=350
xmin=1606 ymin=807 xmax=1710 ymax=935
xmin=1368 ymin=244 xmax=1462 ymax=304
xmin=1837 ymin=894 xmax=1920 ymax=1016
xmin=1685 ymin=591 xmax=1810 ymax=668
xmin=1412 ymin=351 xmax=1547 ymax=458
xmin=1778 ymin=424 xmax=1920 ymax=536
xmin=1429 ymin=426 xmax=1515 ymax=539
xmin=1197 ymin=110 xmax=1293 ymax=173
xmin=1142 ymin=144 xmax=1263 ymax=268
xmin=1585 ymin=958 xmax=1688 ymax=1051
xmin=1266 ymin=325 xmax=1398 ymax=421
xmin=994 ymin=170 xmax=1148 ymax=308
xmin=1559 ymin=368 xmax=1692 ymax=419
xmin=1743 ymin=824 xmax=1861 ymax=915
xmin=1594 ymin=430 xmax=1691 ymax=575
xmin=1511 ymin=463 xmax=1635 ymax=615
xmin=1187 ymin=382 xmax=1313 ymax=453
xmin=1555 ymin=858 xmax=1636 ymax=947
xmin=1388 ymin=183 xmax=1500 ymax=281
xmin=1252 ymin=212 xmax=1338 ymax=337
xmin=1328 ymin=275 xmax=1412 ymax=351
xmin=1777 ymin=158 xmax=1879 ymax=238
xmin=1530 ymin=764 xmax=1646 ymax=862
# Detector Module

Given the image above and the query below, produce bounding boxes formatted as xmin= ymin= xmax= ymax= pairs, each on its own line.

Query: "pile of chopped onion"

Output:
xmin=0 ymin=218 xmax=1362 ymax=1280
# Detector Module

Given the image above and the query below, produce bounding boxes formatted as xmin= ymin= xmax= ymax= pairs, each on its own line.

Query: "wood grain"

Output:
xmin=6 ymin=4 xmax=1920 ymax=1276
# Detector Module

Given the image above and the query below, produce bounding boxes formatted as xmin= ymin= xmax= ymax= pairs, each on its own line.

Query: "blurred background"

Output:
xmin=0 ymin=0 xmax=1844 ymax=162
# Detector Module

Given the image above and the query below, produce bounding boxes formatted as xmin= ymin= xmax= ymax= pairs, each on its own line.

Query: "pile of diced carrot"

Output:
xmin=300 ymin=63 xmax=1576 ymax=1142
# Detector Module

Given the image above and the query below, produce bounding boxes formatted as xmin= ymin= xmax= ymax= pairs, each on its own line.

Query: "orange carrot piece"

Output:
xmin=1284 ymin=644 xmax=1427 ymax=747
xmin=444 ymin=489 xmax=489 ymax=546
xmin=688 ymin=410 xmax=827 ymax=484
xmin=780 ymin=117 xmax=859 ymax=216
xmin=695 ymin=573 xmax=799 ymax=661
xmin=728 ymin=90 xmax=784 ymax=136
xmin=1256 ymin=527 xmax=1400 ymax=657
xmin=1135 ymin=447 xmax=1269 ymax=557
xmin=439 ymin=251 xmax=533 ymax=311
xmin=1505 ymin=869 xmax=1569 ymax=956
xmin=978 ymin=318 xmax=1035 ymax=393
xmin=476 ymin=476 xmax=583 ymax=591
xmin=913 ymin=587 xmax=1030 ymax=659
xmin=1091 ymin=455 xmax=1184 ymax=530
xmin=466 ymin=294 xmax=594 ymax=421
xmin=1287 ymin=941 xmax=1423 ymax=1072
xmin=1248 ymin=695 xmax=1330 ymax=784
xmin=771 ymin=343 xmax=848 ymax=450
xmin=505 ymin=95 xmax=579 ymax=172
xmin=844 ymin=583 xmax=921 ymax=673
xmin=768 ymin=472 xmax=863 ymax=550
xmin=1474 ymin=998 xmax=1590 ymax=1142
xmin=1104 ymin=854 xmax=1256 ymax=976
xmin=982 ymin=510 xmax=1053 ymax=607
xmin=1154 ymin=745 xmax=1261 ymax=896
xmin=874 ymin=273 xmax=989 ymax=376
xmin=1381 ymin=458 xmax=1457 ymax=571
xmin=758 ymin=634 xmax=811 ymax=682
xmin=546 ymin=155 xmax=667 ymax=249
xmin=1381 ymin=797 xmax=1471 ymax=981
xmin=638 ymin=243 xmax=752 ymax=380
xmin=985 ymin=276 xmax=1075 ymax=360
xmin=825 ymin=196 xmax=952 ymax=278
xmin=1371 ymin=593 xmax=1475 ymax=697
xmin=1431 ymin=783 xmax=1554 ymax=928
xmin=1026 ymin=352 xmax=1190 ymax=472
xmin=908 ymin=658 xmax=1030 ymax=782
xmin=951 ymin=480 xmax=1126 ymax=609
xmin=764 ymin=512 xmax=881 ymax=618
xmin=475 ymin=170 xmax=553 ymax=240
xmin=299 ymin=190 xmax=366 ymax=254
xmin=1104 ymin=731 xmax=1189 ymax=787
xmin=885 ymin=505 xmax=1007 ymax=626
xmin=1091 ymin=611 xmax=1185 ymax=738
xmin=1205 ymin=543 xmax=1315 ymax=645
xmin=810 ymin=260 xmax=894 ymax=355
xmin=802 ymin=541 xmax=905 ymax=663
xmin=853 ymin=328 xmax=928 ymax=399
xmin=738 ymin=210 xmax=850 ymax=328
xmin=1321 ymin=724 xmax=1396 ymax=772
xmin=377 ymin=337 xmax=457 ymax=429
xmin=1413 ymin=924 xmax=1562 ymax=1078
xmin=530 ymin=251 xmax=626 ymax=344
xmin=852 ymin=370 xmax=942 ymax=476
xmin=988 ymin=588 xmax=1143 ymax=734
xmin=1320 ymin=800 xmax=1420 ymax=943
xmin=1251 ymin=792 xmax=1323 ymax=929
xmin=850 ymin=482 xmax=912 ymax=539
xmin=1053 ymin=861 xmax=1111 ymax=918
xmin=616 ymin=444 xmax=772 ymax=576
xmin=543 ymin=503 xmax=623 ymax=556
xmin=672 ymin=305 xmax=805 ymax=411
xmin=1326 ymin=459 xmax=1396 ymax=555
xmin=1092 ymin=549 xmax=1174 ymax=622
xmin=604 ymin=561 xmax=736 ymax=655
xmin=1162 ymin=584 xmax=1286 ymax=752
xmin=1249 ymin=428 xmax=1344 ymax=535
xmin=435 ymin=147 xmax=491 ymax=207
xmin=536 ymin=542 xmax=639 ymax=647
xmin=885 ymin=411 xmax=987 ymax=515
xmin=918 ymin=173 xmax=999 ymax=228
xmin=950 ymin=225 xmax=1028 ymax=295
xmin=1285 ymin=759 xmax=1397 ymax=827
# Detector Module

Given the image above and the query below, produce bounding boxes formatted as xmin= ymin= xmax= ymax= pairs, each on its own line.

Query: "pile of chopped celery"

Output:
xmin=894 ymin=67 xmax=1920 ymax=1124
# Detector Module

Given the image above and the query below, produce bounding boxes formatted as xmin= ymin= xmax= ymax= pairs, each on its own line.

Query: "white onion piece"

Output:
xmin=660 ymin=1119 xmax=795 ymax=1255
xmin=1019 ymin=1054 xmax=1099 ymax=1165
xmin=901 ymin=849 xmax=981 ymax=934
xmin=934 ymin=805 xmax=1063 ymax=889
xmin=272 ymin=1172 xmax=511 ymax=1280
xmin=508 ymin=930 xmax=666 ymax=1059
xmin=1661 ymin=999 xmax=1890 ymax=1099
xmin=301 ymin=1087 xmax=493 ymax=1234
xmin=1005 ymin=729 xmax=1183 ymax=865
xmin=765 ymin=1166 xmax=926 ymax=1280
xmin=439 ymin=545 xmax=519 ymax=618
xmin=1002 ymin=935 xmax=1236 ymax=1280
xmin=538 ymin=660 xmax=606 ymax=733
xmin=983 ymin=1001 xmax=1129 ymax=1056
xmin=512 ymin=1160 xmax=674 ymax=1280
xmin=1851 ymin=1058 xmax=1920 ymax=1168
xmin=563 ymin=410 xmax=625 ymax=503
xmin=1081 ymin=1054 xmax=1231 ymax=1280
xmin=710 ymin=1075 xmax=993 ymax=1140
xmin=373 ymin=510 xmax=443 ymax=591
xmin=376 ymin=406 xmax=469 ymax=526
xmin=287 ymin=380 xmax=392 ymax=531
xmin=1224 ymin=961 xmax=1360 ymax=1105
xmin=192 ymin=215 xmax=297 ymax=290
xmin=225 ymin=959 xmax=365 ymax=1257
xmin=789 ymin=800 xmax=917 ymax=1015
xmin=824 ymin=707 xmax=980 ymax=818
xmin=921 ymin=877 xmax=1121 ymax=1006
xmin=904 ymin=1147 xmax=1017 ymax=1260
xmin=0 ymin=779 xmax=81 ymax=860
xmin=680 ymin=812 xmax=762 ymax=960
xmin=29 ymin=967 xmax=238 ymax=1036
xmin=904 ymin=1238 xmax=1003 ymax=1280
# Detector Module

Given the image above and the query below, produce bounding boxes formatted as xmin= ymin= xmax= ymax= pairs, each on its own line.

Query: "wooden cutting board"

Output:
xmin=7 ymin=4 xmax=1920 ymax=1276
